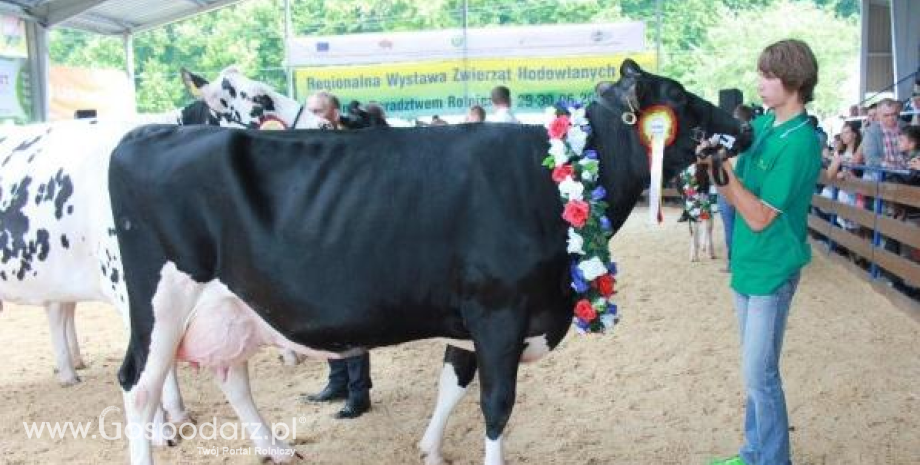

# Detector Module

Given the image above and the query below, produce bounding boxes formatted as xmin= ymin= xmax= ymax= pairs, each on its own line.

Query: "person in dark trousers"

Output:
xmin=299 ymin=91 xmax=373 ymax=420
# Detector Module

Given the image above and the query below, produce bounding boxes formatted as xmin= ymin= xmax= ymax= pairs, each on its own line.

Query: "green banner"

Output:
xmin=294 ymin=53 xmax=655 ymax=118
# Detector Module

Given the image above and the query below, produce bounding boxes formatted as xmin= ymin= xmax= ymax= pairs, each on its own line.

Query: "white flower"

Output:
xmin=567 ymin=228 xmax=585 ymax=254
xmin=579 ymin=159 xmax=598 ymax=182
xmin=544 ymin=107 xmax=559 ymax=127
xmin=567 ymin=126 xmax=588 ymax=154
xmin=691 ymin=207 xmax=701 ymax=217
xmin=558 ymin=176 xmax=584 ymax=201
xmin=600 ymin=312 xmax=618 ymax=329
xmin=570 ymin=107 xmax=588 ymax=126
xmin=578 ymin=257 xmax=607 ymax=281
xmin=549 ymin=139 xmax=568 ymax=167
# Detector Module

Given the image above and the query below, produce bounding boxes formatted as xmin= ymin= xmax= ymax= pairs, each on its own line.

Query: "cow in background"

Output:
xmin=677 ymin=162 xmax=718 ymax=262
xmin=0 ymin=69 xmax=327 ymax=443
xmin=107 ymin=59 xmax=749 ymax=465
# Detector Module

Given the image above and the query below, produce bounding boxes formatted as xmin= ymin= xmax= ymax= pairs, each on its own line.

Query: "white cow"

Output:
xmin=0 ymin=67 xmax=325 ymax=451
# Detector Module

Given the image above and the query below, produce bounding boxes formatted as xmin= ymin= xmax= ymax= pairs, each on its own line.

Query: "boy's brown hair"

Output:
xmin=757 ymin=39 xmax=819 ymax=104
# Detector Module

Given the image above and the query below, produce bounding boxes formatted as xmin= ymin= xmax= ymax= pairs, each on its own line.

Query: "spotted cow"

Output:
xmin=0 ymin=68 xmax=327 ymax=439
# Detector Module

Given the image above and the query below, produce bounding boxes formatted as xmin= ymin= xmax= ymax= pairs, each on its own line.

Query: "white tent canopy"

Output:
xmin=0 ymin=0 xmax=250 ymax=121
xmin=0 ymin=0 xmax=246 ymax=35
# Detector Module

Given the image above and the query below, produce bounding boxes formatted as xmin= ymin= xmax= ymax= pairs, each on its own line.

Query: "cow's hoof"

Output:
xmin=420 ymin=451 xmax=451 ymax=465
xmin=278 ymin=350 xmax=302 ymax=366
xmin=58 ymin=375 xmax=81 ymax=386
xmin=169 ymin=412 xmax=196 ymax=425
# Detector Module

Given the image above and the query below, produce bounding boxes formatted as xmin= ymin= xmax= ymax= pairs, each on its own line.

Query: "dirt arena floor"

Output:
xmin=1 ymin=207 xmax=918 ymax=465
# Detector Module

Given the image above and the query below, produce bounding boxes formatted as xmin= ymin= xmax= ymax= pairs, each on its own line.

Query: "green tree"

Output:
xmin=680 ymin=0 xmax=859 ymax=115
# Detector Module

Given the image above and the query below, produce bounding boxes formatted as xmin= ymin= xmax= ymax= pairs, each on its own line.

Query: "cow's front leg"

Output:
xmin=689 ymin=221 xmax=700 ymax=262
xmin=468 ymin=307 xmax=526 ymax=465
xmin=217 ymin=361 xmax=298 ymax=463
xmin=419 ymin=345 xmax=478 ymax=465
xmin=62 ymin=303 xmax=87 ymax=369
xmin=45 ymin=302 xmax=80 ymax=386
xmin=706 ymin=218 xmax=716 ymax=259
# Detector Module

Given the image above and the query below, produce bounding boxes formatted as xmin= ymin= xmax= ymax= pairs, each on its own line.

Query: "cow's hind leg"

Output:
xmin=468 ymin=307 xmax=527 ymax=465
xmin=62 ymin=303 xmax=86 ymax=369
xmin=162 ymin=364 xmax=191 ymax=424
xmin=46 ymin=302 xmax=80 ymax=386
xmin=419 ymin=345 xmax=478 ymax=465
xmin=217 ymin=361 xmax=298 ymax=463
xmin=120 ymin=265 xmax=196 ymax=464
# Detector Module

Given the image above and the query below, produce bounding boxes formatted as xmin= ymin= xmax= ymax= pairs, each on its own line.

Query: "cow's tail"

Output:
xmin=118 ymin=333 xmax=149 ymax=390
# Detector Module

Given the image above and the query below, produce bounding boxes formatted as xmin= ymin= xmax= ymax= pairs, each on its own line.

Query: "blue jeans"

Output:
xmin=718 ymin=193 xmax=735 ymax=264
xmin=734 ymin=272 xmax=800 ymax=465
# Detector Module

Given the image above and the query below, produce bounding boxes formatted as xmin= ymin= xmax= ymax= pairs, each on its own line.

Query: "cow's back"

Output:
xmin=110 ymin=124 xmax=571 ymax=351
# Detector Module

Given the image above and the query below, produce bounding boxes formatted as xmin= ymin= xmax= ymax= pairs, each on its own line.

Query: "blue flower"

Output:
xmin=583 ymin=149 xmax=598 ymax=160
xmin=580 ymin=124 xmax=592 ymax=135
xmin=607 ymin=261 xmax=618 ymax=275
xmin=599 ymin=216 xmax=612 ymax=231
xmin=606 ymin=302 xmax=618 ymax=315
xmin=591 ymin=186 xmax=607 ymax=201
xmin=574 ymin=317 xmax=590 ymax=331
xmin=570 ymin=263 xmax=590 ymax=293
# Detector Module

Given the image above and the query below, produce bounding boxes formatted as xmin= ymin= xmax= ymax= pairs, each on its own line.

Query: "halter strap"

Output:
xmin=289 ymin=104 xmax=306 ymax=130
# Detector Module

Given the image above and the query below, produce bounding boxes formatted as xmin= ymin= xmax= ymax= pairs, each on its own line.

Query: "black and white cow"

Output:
xmin=0 ymin=67 xmax=326 ymax=441
xmin=107 ymin=60 xmax=748 ymax=465
xmin=3 ymin=100 xmax=226 ymax=389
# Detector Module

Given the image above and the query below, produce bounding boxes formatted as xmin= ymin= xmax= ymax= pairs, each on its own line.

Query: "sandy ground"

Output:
xmin=1 ymin=207 xmax=918 ymax=465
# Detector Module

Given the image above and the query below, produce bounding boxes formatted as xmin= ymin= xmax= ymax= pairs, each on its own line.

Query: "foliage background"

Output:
xmin=47 ymin=0 xmax=860 ymax=115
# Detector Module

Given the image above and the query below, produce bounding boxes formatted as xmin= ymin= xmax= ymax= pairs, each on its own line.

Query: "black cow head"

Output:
xmin=338 ymin=101 xmax=390 ymax=129
xmin=587 ymin=59 xmax=749 ymax=232
xmin=178 ymin=100 xmax=221 ymax=126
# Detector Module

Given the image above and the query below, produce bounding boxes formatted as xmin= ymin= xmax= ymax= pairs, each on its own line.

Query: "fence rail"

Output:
xmin=808 ymin=165 xmax=920 ymax=289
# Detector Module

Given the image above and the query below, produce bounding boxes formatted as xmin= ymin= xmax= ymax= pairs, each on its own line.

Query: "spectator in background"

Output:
xmin=430 ymin=115 xmax=449 ymax=126
xmin=861 ymin=98 xmax=907 ymax=170
xmin=306 ymin=91 xmax=342 ymax=130
xmin=488 ymin=85 xmax=520 ymax=123
xmin=905 ymin=87 xmax=920 ymax=126
xmin=466 ymin=105 xmax=486 ymax=123
xmin=848 ymin=104 xmax=860 ymax=118
xmin=302 ymin=91 xmax=374 ymax=420
xmin=822 ymin=121 xmax=863 ymax=230
xmin=901 ymin=125 xmax=920 ymax=173
xmin=864 ymin=103 xmax=878 ymax=129
xmin=364 ymin=101 xmax=389 ymax=127
xmin=809 ymin=115 xmax=828 ymax=149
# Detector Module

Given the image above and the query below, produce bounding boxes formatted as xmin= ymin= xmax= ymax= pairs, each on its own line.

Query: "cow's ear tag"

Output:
xmin=258 ymin=116 xmax=287 ymax=131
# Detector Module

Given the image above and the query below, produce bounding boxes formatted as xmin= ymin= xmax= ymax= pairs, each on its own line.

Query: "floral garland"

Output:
xmin=543 ymin=104 xmax=619 ymax=334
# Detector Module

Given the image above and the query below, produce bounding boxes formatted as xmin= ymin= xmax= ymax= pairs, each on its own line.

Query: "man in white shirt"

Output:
xmin=487 ymin=85 xmax=520 ymax=123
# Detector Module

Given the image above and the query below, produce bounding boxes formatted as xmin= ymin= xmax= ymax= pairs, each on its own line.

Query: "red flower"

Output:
xmin=595 ymin=274 xmax=616 ymax=297
xmin=562 ymin=200 xmax=590 ymax=227
xmin=548 ymin=116 xmax=571 ymax=139
xmin=574 ymin=299 xmax=597 ymax=321
xmin=552 ymin=164 xmax=574 ymax=183
xmin=700 ymin=211 xmax=710 ymax=220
